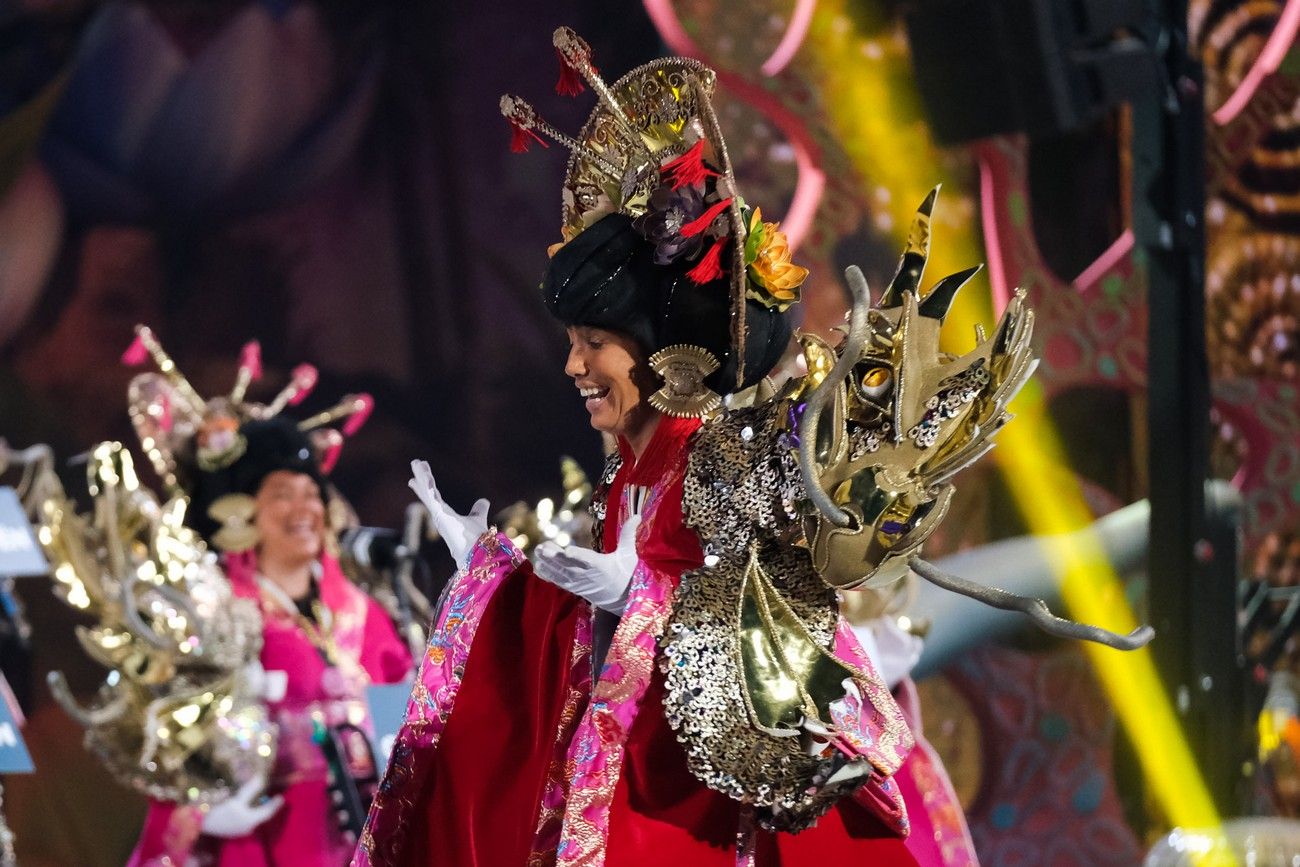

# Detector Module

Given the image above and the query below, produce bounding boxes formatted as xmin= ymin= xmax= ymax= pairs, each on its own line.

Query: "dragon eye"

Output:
xmin=860 ymin=367 xmax=892 ymax=397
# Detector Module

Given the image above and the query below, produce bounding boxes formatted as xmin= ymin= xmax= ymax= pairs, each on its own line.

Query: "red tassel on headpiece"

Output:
xmin=508 ymin=118 xmax=549 ymax=153
xmin=662 ymin=140 xmax=720 ymax=190
xmin=680 ymin=198 xmax=733 ymax=238
xmin=555 ymin=46 xmax=587 ymax=96
xmin=289 ymin=364 xmax=318 ymax=405
xmin=122 ymin=334 xmax=149 ymax=366
xmin=315 ymin=429 xmax=344 ymax=475
xmin=686 ymin=241 xmax=726 ymax=284
xmin=342 ymin=394 xmax=373 ymax=437
xmin=238 ymin=341 xmax=262 ymax=381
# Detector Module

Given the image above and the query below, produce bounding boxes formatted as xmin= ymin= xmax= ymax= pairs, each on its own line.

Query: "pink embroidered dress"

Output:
xmin=129 ymin=552 xmax=410 ymax=867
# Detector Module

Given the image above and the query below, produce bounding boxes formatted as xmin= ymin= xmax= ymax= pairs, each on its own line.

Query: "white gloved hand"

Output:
xmin=409 ymin=459 xmax=490 ymax=567
xmin=533 ymin=514 xmax=641 ymax=615
xmin=202 ymin=775 xmax=284 ymax=839
xmin=240 ymin=661 xmax=288 ymax=703
xmin=851 ymin=616 xmax=923 ymax=690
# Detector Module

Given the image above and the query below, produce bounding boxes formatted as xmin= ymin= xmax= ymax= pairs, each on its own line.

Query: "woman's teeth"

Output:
xmin=581 ymin=386 xmax=609 ymax=413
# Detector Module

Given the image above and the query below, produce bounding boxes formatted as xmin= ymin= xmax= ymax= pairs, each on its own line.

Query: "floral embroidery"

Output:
xmin=529 ymin=609 xmax=595 ymax=865
xmin=554 ymin=470 xmax=682 ymax=867
xmin=832 ymin=618 xmax=913 ymax=777
xmin=352 ymin=532 xmax=525 ymax=867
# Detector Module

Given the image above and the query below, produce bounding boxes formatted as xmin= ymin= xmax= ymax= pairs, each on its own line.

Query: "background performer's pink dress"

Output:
xmin=128 ymin=553 xmax=411 ymax=867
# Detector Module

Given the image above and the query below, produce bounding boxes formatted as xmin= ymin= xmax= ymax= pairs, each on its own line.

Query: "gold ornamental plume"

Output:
xmin=795 ymin=189 xmax=1151 ymax=650
xmin=122 ymin=324 xmax=372 ymax=488
xmin=495 ymin=457 xmax=595 ymax=554
xmin=501 ymin=26 xmax=760 ymax=388
xmin=795 ymin=187 xmax=1032 ymax=590
xmin=35 ymin=442 xmax=274 ymax=804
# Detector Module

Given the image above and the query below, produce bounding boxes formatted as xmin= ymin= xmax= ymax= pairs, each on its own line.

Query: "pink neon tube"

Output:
xmin=1212 ymin=0 xmax=1300 ymax=125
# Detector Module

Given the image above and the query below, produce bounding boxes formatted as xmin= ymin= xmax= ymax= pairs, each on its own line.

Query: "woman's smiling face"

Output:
xmin=564 ymin=325 xmax=658 ymax=442
xmin=253 ymin=470 xmax=325 ymax=566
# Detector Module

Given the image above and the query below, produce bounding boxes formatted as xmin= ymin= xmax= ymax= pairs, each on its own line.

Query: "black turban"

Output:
xmin=184 ymin=416 xmax=326 ymax=543
xmin=541 ymin=214 xmax=791 ymax=393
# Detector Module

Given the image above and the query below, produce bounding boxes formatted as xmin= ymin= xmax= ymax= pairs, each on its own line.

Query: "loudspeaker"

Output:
xmin=904 ymin=0 xmax=1163 ymax=143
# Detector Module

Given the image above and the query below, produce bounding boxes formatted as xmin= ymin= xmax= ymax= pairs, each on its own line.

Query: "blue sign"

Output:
xmin=365 ymin=681 xmax=411 ymax=775
xmin=0 ymin=688 xmax=32 ymax=774
xmin=0 ymin=487 xmax=47 ymax=577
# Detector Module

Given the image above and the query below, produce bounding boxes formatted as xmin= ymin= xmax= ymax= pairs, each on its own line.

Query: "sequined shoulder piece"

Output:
xmin=681 ymin=397 xmax=805 ymax=552
xmin=667 ymin=398 xmax=904 ymax=832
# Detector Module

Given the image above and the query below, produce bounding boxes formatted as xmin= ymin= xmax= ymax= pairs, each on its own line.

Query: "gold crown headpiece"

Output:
xmin=121 ymin=324 xmax=373 ymax=489
xmin=501 ymin=27 xmax=808 ymax=388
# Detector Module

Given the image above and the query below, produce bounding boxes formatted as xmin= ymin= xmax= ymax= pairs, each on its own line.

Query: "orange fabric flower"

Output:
xmin=744 ymin=207 xmax=807 ymax=311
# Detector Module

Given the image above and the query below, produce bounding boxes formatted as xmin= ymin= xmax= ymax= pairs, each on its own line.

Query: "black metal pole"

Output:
xmin=1132 ymin=0 xmax=1243 ymax=817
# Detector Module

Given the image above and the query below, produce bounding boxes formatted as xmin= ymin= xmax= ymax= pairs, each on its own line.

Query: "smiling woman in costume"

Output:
xmin=352 ymin=29 xmax=923 ymax=867
xmin=355 ymin=24 xmax=1156 ymax=867
xmin=111 ymin=331 xmax=413 ymax=867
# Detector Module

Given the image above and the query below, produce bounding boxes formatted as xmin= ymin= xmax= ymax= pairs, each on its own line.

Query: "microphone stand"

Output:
xmin=391 ymin=503 xmax=432 ymax=662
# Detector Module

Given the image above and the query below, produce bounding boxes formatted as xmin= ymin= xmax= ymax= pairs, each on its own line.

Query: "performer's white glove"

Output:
xmin=409 ymin=459 xmax=489 ymax=567
xmin=534 ymin=515 xmax=640 ymax=615
xmin=240 ymin=661 xmax=288 ymax=703
xmin=202 ymin=775 xmax=283 ymax=839
xmin=851 ymin=616 xmax=923 ymax=690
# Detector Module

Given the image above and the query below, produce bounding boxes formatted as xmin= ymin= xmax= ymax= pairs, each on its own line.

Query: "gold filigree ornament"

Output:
xmin=121 ymin=324 xmax=372 ymax=496
xmin=661 ymin=187 xmax=1151 ymax=834
xmin=793 ymin=189 xmax=1152 ymax=649
xmin=502 ymin=27 xmax=763 ymax=389
xmin=33 ymin=442 xmax=274 ymax=805
xmin=208 ymin=493 xmax=258 ymax=554
xmin=796 ymin=187 xmax=1030 ymax=591
xmin=648 ymin=344 xmax=722 ymax=418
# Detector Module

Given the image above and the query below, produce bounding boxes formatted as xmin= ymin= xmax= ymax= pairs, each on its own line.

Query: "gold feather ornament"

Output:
xmin=648 ymin=344 xmax=722 ymax=418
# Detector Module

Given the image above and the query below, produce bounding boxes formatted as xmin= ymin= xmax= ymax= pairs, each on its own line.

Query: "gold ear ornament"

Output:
xmin=648 ymin=344 xmax=722 ymax=418
xmin=207 ymin=493 xmax=258 ymax=553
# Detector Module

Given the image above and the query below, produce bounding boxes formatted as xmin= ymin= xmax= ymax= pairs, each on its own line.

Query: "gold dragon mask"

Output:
xmin=795 ymin=188 xmax=1037 ymax=590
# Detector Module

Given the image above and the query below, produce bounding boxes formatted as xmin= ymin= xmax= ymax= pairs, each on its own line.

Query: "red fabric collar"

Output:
xmin=617 ymin=414 xmax=702 ymax=486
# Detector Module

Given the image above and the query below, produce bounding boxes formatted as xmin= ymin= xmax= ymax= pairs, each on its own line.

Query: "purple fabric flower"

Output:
xmin=633 ymin=182 xmax=705 ymax=265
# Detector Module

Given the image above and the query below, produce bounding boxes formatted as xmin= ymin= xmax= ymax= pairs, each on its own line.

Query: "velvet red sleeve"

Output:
xmin=403 ymin=563 xmax=587 ymax=866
